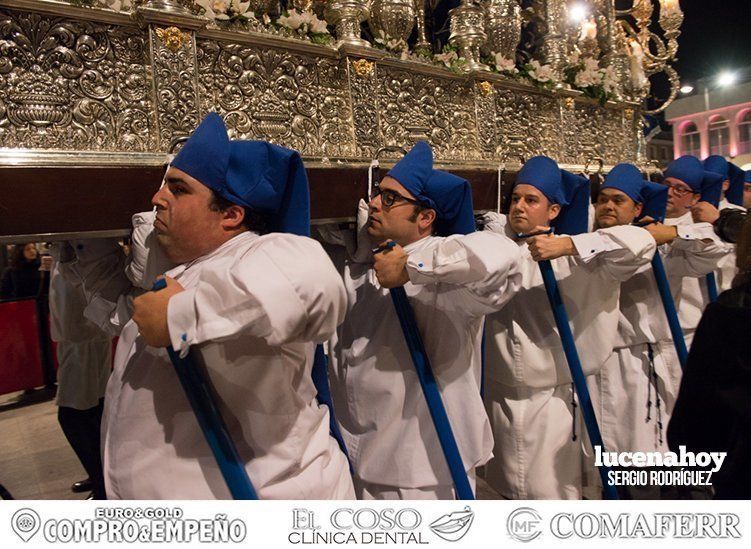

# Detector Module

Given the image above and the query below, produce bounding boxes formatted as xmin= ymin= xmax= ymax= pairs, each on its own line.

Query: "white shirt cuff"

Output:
xmin=167 ymin=287 xmax=198 ymax=358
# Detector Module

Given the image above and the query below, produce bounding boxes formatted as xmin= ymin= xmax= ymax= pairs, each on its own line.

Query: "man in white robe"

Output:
xmin=697 ymin=156 xmax=747 ymax=292
xmin=482 ymin=156 xmax=656 ymax=500
xmin=590 ymin=164 xmax=725 ymax=499
xmin=322 ymin=142 xmax=523 ymax=499
xmin=662 ymin=156 xmax=726 ymax=348
xmin=60 ymin=113 xmax=354 ymax=499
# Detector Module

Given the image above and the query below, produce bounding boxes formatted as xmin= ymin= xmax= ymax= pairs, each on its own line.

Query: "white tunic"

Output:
xmin=49 ymin=261 xmax=112 ymax=410
xmin=664 ymin=212 xmax=730 ymax=344
xmin=326 ymin=228 xmax=523 ymax=490
xmin=481 ymin=212 xmax=656 ymax=499
xmin=68 ymin=231 xmax=354 ymax=499
xmin=594 ymin=224 xmax=725 ymax=457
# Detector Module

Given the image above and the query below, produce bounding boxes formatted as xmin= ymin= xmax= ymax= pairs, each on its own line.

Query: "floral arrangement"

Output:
xmin=276 ymin=9 xmax=331 ymax=45
xmin=373 ymin=30 xmax=409 ymax=59
xmin=433 ymin=44 xmax=466 ymax=73
xmin=564 ymin=53 xmax=618 ymax=105
xmin=519 ymin=59 xmax=557 ymax=90
xmin=492 ymin=53 xmax=519 ymax=77
xmin=192 ymin=2 xmax=332 ymax=45
xmin=195 ymin=0 xmax=252 ymax=22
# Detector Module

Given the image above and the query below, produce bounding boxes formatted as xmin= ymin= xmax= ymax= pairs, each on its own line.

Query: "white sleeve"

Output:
xmin=63 ymin=238 xmax=135 ymax=337
xmin=569 ymin=225 xmax=656 ymax=282
xmin=404 ymin=231 xmax=523 ymax=316
xmin=126 ymin=211 xmax=177 ymax=290
xmin=167 ymin=235 xmax=347 ymax=356
xmin=661 ymin=222 xmax=728 ymax=278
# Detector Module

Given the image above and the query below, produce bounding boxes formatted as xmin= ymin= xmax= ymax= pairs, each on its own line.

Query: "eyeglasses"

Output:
xmin=370 ymin=184 xmax=423 ymax=208
xmin=661 ymin=180 xmax=698 ymax=198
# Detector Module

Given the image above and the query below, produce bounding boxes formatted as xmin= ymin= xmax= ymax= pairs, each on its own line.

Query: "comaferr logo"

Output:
xmin=506 ymin=507 xmax=543 ymax=542
xmin=550 ymin=513 xmax=742 ymax=539
xmin=429 ymin=506 xmax=475 ymax=542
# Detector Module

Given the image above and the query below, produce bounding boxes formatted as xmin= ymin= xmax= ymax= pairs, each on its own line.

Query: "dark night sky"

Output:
xmin=672 ymin=0 xmax=751 ymax=84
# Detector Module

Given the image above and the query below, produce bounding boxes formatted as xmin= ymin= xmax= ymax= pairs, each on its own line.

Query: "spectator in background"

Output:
xmin=668 ymin=214 xmax=751 ymax=499
xmin=1 ymin=243 xmax=41 ymax=299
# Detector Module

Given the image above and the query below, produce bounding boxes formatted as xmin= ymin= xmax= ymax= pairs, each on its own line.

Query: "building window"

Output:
xmin=738 ymin=111 xmax=751 ymax=155
xmin=708 ymin=116 xmax=730 ymax=156
xmin=680 ymin=122 xmax=701 ymax=157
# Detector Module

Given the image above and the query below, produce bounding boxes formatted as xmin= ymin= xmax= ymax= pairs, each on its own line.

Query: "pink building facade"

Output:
xmin=666 ymin=79 xmax=751 ymax=170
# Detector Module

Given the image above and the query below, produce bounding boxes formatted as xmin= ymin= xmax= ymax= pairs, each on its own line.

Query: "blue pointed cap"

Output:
xmin=515 ymin=156 xmax=589 ymax=235
xmin=516 ymin=156 xmax=566 ymax=205
xmin=171 ymin=112 xmax=310 ymax=236
xmin=746 ymin=170 xmax=751 ymax=184
xmin=602 ymin=163 xmax=667 ymax=221
xmin=387 ymin=142 xmax=435 ymax=208
xmin=554 ymin=170 xmax=590 ymax=235
xmin=424 ymin=170 xmax=475 ymax=236
xmin=640 ymin=182 xmax=669 ymax=222
xmin=602 ymin=163 xmax=647 ymax=203
xmin=664 ymin=155 xmax=705 ymax=192
xmin=700 ymin=170 xmax=724 ymax=208
xmin=726 ymin=163 xmax=745 ymax=206
xmin=386 ymin=142 xmax=474 ymax=235
xmin=704 ymin=155 xmax=729 ymax=180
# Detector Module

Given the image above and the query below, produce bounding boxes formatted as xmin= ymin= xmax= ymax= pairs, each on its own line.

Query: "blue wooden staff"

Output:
xmin=526 ymin=230 xmax=618 ymax=500
xmin=152 ymin=278 xmax=258 ymax=500
xmin=650 ymin=254 xmax=689 ymax=369
xmin=705 ymin=272 xmax=719 ymax=303
xmin=376 ymin=241 xmax=474 ymax=500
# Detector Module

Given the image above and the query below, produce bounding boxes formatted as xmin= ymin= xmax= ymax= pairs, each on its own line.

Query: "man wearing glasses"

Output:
xmin=321 ymin=142 xmax=523 ymax=499
xmin=661 ymin=155 xmax=727 ymax=349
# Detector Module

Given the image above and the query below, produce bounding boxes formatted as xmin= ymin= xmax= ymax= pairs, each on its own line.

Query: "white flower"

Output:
xmin=304 ymin=12 xmax=329 ymax=34
xmin=435 ymin=51 xmax=458 ymax=68
xmin=569 ymin=50 xmax=580 ymax=65
xmin=582 ymin=57 xmax=600 ymax=72
xmin=195 ymin=0 xmax=219 ymax=20
xmin=574 ymin=67 xmax=600 ymax=87
xmin=279 ymin=9 xmax=305 ymax=30
xmin=528 ymin=60 xmax=555 ymax=83
xmin=494 ymin=53 xmax=518 ymax=74
xmin=262 ymin=13 xmax=271 ymax=25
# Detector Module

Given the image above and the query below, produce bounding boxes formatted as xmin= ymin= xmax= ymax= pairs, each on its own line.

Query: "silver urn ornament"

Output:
xmin=370 ymin=0 xmax=415 ymax=43
xmin=449 ymin=0 xmax=489 ymax=72
xmin=324 ymin=0 xmax=372 ymax=48
xmin=484 ymin=0 xmax=522 ymax=59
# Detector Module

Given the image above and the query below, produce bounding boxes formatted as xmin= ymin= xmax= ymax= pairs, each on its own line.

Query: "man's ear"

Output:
xmin=690 ymin=194 xmax=701 ymax=207
xmin=220 ymin=204 xmax=246 ymax=231
xmin=419 ymin=208 xmax=437 ymax=231
xmin=635 ymin=202 xmax=644 ymax=218
xmin=548 ymin=203 xmax=561 ymax=222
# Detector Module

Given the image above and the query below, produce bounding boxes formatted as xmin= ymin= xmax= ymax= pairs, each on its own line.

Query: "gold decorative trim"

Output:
xmin=564 ymin=97 xmax=576 ymax=110
xmin=478 ymin=81 xmax=494 ymax=97
xmin=352 ymin=59 xmax=374 ymax=78
xmin=156 ymin=26 xmax=191 ymax=54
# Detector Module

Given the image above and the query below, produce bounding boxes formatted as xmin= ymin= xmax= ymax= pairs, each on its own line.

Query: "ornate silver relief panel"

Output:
xmin=493 ymin=88 xmax=561 ymax=161
xmin=150 ymin=25 xmax=200 ymax=151
xmin=376 ymin=66 xmax=481 ymax=162
xmin=196 ymin=38 xmax=356 ymax=158
xmin=563 ymin=102 xmax=633 ymax=165
xmin=0 ymin=8 xmax=155 ymax=152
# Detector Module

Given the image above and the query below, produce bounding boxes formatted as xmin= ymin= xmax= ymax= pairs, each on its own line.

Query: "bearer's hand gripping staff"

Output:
xmin=151 ymin=278 xmax=258 ymax=500
xmin=634 ymin=225 xmax=689 ymax=369
xmin=519 ymin=228 xmax=619 ymax=500
xmin=373 ymin=241 xmax=475 ymax=500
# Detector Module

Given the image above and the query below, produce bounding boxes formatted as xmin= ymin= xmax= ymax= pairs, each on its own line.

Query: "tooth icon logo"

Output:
xmin=12 ymin=508 xmax=41 ymax=542
xmin=429 ymin=506 xmax=475 ymax=542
